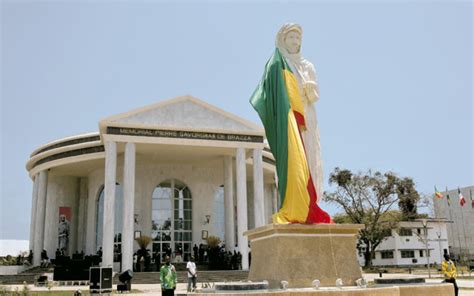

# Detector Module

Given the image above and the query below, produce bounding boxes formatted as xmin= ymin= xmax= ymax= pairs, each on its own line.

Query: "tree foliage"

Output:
xmin=325 ymin=168 xmax=401 ymax=267
xmin=396 ymin=177 xmax=420 ymax=221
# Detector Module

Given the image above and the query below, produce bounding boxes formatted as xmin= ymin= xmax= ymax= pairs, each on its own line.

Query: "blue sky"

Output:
xmin=1 ymin=1 xmax=472 ymax=240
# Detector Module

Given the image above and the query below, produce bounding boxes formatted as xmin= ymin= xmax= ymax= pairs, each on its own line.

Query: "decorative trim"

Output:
xmin=33 ymin=135 xmax=101 ymax=156
xmin=107 ymin=127 xmax=264 ymax=143
xmin=32 ymin=146 xmax=105 ymax=168
xmin=263 ymin=156 xmax=276 ymax=165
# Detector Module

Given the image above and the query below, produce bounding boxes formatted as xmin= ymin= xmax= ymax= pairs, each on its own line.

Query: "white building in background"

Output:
xmin=434 ymin=186 xmax=474 ymax=261
xmin=26 ymin=96 xmax=279 ymax=272
xmin=358 ymin=220 xmax=449 ymax=267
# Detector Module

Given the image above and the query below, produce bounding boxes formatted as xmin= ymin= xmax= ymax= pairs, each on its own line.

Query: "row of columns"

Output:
xmin=223 ymin=147 xmax=265 ymax=270
xmin=29 ymin=141 xmax=265 ymax=271
xmin=102 ymin=141 xmax=136 ymax=271
xmin=101 ymin=142 xmax=265 ymax=271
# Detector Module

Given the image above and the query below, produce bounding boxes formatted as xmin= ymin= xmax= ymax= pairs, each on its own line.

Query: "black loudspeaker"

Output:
xmin=117 ymin=282 xmax=131 ymax=292
xmin=118 ymin=269 xmax=133 ymax=283
xmin=117 ymin=269 xmax=132 ymax=292
xmin=89 ymin=267 xmax=113 ymax=293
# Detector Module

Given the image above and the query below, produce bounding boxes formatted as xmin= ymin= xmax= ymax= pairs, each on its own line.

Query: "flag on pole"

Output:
xmin=250 ymin=48 xmax=331 ymax=224
xmin=434 ymin=186 xmax=443 ymax=199
xmin=446 ymin=187 xmax=451 ymax=206
xmin=458 ymin=188 xmax=466 ymax=207
xmin=470 ymin=188 xmax=473 ymax=209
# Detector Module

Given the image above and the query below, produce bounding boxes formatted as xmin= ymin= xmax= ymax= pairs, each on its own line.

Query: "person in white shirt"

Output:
xmin=186 ymin=256 xmax=197 ymax=292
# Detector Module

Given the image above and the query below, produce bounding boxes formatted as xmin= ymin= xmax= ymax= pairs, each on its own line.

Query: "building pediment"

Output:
xmin=99 ymin=95 xmax=263 ymax=135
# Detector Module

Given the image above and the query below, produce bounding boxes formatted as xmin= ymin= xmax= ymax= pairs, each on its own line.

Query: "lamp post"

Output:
xmin=419 ymin=219 xmax=431 ymax=278
xmin=436 ymin=231 xmax=442 ymax=262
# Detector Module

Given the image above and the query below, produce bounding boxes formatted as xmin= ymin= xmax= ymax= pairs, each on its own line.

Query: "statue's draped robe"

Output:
xmin=284 ymin=59 xmax=323 ymax=203
xmin=250 ymin=48 xmax=330 ymax=224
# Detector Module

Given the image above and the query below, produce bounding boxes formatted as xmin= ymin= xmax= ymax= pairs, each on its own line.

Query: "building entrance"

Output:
xmin=151 ymin=179 xmax=192 ymax=262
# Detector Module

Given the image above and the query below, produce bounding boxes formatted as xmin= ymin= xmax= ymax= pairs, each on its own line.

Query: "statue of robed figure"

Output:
xmin=250 ymin=23 xmax=331 ymax=224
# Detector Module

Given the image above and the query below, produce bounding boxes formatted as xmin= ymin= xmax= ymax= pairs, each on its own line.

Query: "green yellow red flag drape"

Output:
xmin=250 ymin=48 xmax=331 ymax=224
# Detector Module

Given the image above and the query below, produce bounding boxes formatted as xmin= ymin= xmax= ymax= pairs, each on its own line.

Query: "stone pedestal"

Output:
xmin=244 ymin=223 xmax=364 ymax=288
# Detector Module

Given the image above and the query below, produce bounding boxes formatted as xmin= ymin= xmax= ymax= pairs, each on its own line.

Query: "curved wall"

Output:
xmin=43 ymin=175 xmax=79 ymax=258
xmin=28 ymin=134 xmax=276 ymax=258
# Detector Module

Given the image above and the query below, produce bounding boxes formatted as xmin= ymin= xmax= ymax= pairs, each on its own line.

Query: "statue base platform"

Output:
xmin=244 ymin=223 xmax=365 ymax=288
xmin=194 ymin=284 xmax=454 ymax=296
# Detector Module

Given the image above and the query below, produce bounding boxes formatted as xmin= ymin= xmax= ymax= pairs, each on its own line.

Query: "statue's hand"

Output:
xmin=303 ymin=82 xmax=319 ymax=103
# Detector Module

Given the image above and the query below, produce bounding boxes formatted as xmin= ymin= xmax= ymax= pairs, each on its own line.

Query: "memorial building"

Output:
xmin=26 ymin=95 xmax=278 ymax=272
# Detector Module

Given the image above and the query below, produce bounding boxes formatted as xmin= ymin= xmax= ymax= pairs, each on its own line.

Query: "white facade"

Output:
xmin=26 ymin=96 xmax=277 ymax=271
xmin=358 ymin=220 xmax=449 ymax=267
xmin=433 ymin=186 xmax=474 ymax=261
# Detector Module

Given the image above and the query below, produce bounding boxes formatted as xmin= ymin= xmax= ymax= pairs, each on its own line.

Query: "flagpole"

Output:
xmin=445 ymin=188 xmax=457 ymax=256
xmin=447 ymin=188 xmax=463 ymax=265
xmin=447 ymin=205 xmax=459 ymax=256
xmin=459 ymin=191 xmax=468 ymax=273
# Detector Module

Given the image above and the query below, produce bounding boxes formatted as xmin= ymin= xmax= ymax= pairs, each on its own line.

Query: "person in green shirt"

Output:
xmin=160 ymin=256 xmax=177 ymax=296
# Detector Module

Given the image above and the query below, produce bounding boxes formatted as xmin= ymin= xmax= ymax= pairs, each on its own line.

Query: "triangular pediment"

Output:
xmin=99 ymin=95 xmax=263 ymax=134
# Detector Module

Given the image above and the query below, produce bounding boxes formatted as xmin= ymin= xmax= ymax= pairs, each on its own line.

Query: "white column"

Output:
xmin=29 ymin=174 xmax=40 ymax=251
xmin=252 ymin=148 xmax=265 ymax=228
xmin=77 ymin=178 xmax=88 ymax=252
xmin=236 ymin=147 xmax=249 ymax=270
xmin=272 ymin=185 xmax=278 ymax=214
xmin=33 ymin=170 xmax=48 ymax=266
xmin=122 ymin=142 xmax=136 ymax=272
xmin=224 ymin=156 xmax=235 ymax=251
xmin=102 ymin=141 xmax=117 ymax=268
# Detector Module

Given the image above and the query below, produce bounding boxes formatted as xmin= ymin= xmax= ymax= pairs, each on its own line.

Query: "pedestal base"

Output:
xmin=244 ymin=223 xmax=364 ymax=288
xmin=194 ymin=284 xmax=454 ymax=296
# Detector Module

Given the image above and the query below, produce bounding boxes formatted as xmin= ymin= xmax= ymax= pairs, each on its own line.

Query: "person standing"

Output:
xmin=186 ymin=256 xmax=197 ymax=292
xmin=193 ymin=244 xmax=199 ymax=261
xmin=442 ymin=254 xmax=458 ymax=296
xmin=133 ymin=253 xmax=137 ymax=272
xmin=160 ymin=256 xmax=177 ymax=296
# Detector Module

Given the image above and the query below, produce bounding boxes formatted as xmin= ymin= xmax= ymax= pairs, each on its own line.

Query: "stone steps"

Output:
xmin=0 ymin=269 xmax=249 ymax=285
xmin=118 ymin=270 xmax=249 ymax=284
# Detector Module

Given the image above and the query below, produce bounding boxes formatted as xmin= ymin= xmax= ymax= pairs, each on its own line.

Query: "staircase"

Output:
xmin=0 ymin=267 xmax=249 ymax=285
xmin=0 ymin=267 xmax=52 ymax=285
xmin=118 ymin=270 xmax=249 ymax=284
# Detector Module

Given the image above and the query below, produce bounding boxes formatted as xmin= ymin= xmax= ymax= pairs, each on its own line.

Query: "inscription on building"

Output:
xmin=107 ymin=127 xmax=263 ymax=143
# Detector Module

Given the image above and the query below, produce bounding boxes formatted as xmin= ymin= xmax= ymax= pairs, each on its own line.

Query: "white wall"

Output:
xmin=359 ymin=222 xmax=449 ymax=267
xmin=85 ymin=168 xmax=104 ymax=254
xmin=83 ymin=155 xmax=227 ymax=254
xmin=43 ymin=175 xmax=79 ymax=258
xmin=76 ymin=177 xmax=88 ymax=253
xmin=434 ymin=186 xmax=474 ymax=259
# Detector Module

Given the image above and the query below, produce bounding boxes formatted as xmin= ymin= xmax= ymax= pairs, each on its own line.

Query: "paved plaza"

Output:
xmin=4 ymin=273 xmax=474 ymax=295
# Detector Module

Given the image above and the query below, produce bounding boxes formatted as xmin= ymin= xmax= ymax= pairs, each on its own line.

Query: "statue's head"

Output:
xmin=276 ymin=23 xmax=303 ymax=55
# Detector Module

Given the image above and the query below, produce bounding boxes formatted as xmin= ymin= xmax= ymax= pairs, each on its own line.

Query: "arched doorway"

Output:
xmin=151 ymin=179 xmax=192 ymax=261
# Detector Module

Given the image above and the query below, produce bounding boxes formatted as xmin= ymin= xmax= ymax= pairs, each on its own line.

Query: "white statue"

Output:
xmin=275 ymin=23 xmax=324 ymax=201
xmin=58 ymin=214 xmax=70 ymax=254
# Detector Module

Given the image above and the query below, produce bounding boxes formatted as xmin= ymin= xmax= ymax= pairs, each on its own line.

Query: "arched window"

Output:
xmin=151 ymin=179 xmax=192 ymax=261
xmin=96 ymin=184 xmax=123 ymax=260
